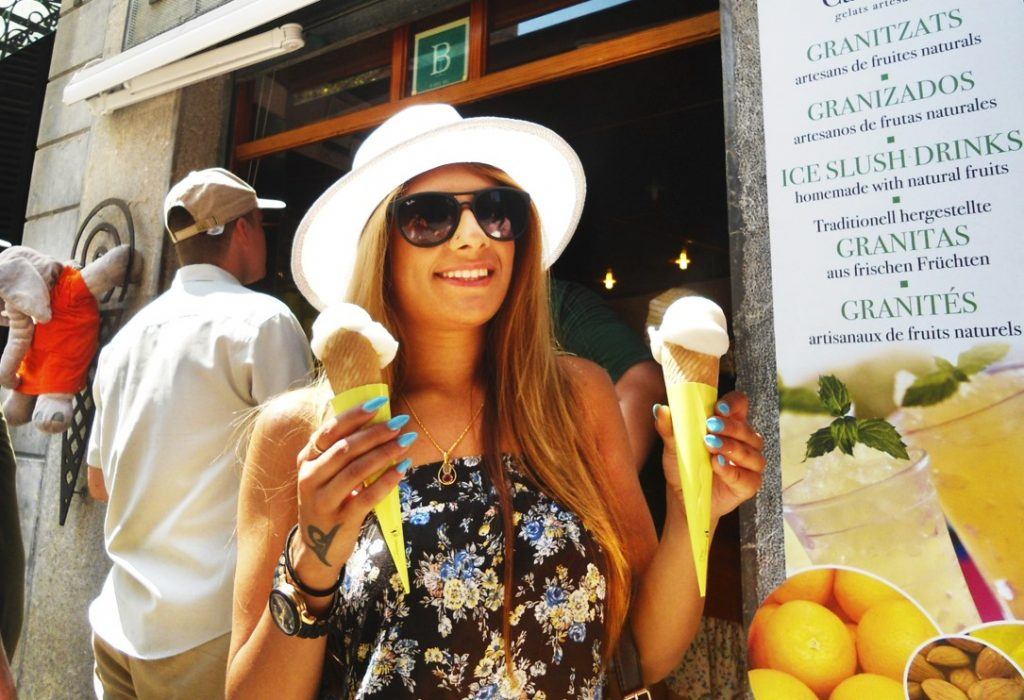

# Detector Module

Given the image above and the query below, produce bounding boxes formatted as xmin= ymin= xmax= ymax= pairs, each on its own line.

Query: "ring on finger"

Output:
xmin=342 ymin=486 xmax=361 ymax=506
xmin=308 ymin=441 xmax=326 ymax=459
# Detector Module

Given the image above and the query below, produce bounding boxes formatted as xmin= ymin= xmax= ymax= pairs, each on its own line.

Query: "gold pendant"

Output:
xmin=437 ymin=453 xmax=457 ymax=486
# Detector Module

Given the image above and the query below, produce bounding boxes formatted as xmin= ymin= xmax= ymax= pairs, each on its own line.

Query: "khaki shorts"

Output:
xmin=92 ymin=632 xmax=230 ymax=700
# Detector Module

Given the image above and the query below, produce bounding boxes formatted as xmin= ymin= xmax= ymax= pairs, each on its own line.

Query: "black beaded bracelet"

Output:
xmin=284 ymin=524 xmax=340 ymax=598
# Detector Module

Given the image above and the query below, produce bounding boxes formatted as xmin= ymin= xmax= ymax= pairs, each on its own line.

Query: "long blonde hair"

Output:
xmin=347 ymin=164 xmax=632 ymax=660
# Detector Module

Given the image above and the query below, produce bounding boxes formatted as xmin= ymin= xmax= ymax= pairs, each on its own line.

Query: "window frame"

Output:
xmin=230 ymin=4 xmax=720 ymax=164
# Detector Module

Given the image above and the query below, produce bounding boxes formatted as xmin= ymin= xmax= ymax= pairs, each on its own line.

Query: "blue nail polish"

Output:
xmin=707 ymin=416 xmax=725 ymax=433
xmin=387 ymin=414 xmax=410 ymax=431
xmin=716 ymin=401 xmax=731 ymax=416
xmin=362 ymin=396 xmax=388 ymax=412
xmin=397 ymin=432 xmax=419 ymax=448
xmin=717 ymin=454 xmax=727 ymax=466
xmin=652 ymin=404 xmax=661 ymax=420
xmin=704 ymin=434 xmax=723 ymax=449
xmin=396 ymin=458 xmax=412 ymax=474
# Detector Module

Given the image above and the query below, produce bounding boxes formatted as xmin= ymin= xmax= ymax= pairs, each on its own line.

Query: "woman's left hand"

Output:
xmin=655 ymin=389 xmax=766 ymax=520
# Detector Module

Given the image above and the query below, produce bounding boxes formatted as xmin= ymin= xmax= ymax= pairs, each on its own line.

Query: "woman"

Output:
xmin=226 ymin=104 xmax=765 ymax=699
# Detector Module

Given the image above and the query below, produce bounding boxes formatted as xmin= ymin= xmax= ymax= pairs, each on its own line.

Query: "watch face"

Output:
xmin=269 ymin=590 xmax=300 ymax=636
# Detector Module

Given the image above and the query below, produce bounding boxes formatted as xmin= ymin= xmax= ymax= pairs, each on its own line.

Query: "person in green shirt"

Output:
xmin=550 ymin=278 xmax=668 ymax=524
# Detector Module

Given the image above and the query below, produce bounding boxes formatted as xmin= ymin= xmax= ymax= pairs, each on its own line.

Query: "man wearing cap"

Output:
xmin=86 ymin=168 xmax=311 ymax=698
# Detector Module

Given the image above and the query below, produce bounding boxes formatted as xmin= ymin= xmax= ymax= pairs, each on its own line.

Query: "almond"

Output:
xmin=966 ymin=678 xmax=1024 ymax=700
xmin=911 ymin=653 xmax=948 ymax=682
xmin=948 ymin=638 xmax=986 ymax=654
xmin=977 ymin=647 xmax=1017 ymax=679
xmin=908 ymin=681 xmax=923 ymax=700
xmin=929 ymin=645 xmax=973 ymax=667
xmin=949 ymin=667 xmax=979 ymax=693
xmin=922 ymin=678 xmax=969 ymax=700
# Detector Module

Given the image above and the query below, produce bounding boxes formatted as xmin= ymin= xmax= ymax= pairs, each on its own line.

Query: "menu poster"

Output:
xmin=756 ymin=0 xmax=1024 ymax=634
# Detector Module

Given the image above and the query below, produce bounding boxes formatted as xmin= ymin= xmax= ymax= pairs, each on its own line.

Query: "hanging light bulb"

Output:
xmin=602 ymin=269 xmax=616 ymax=290
xmin=675 ymin=248 xmax=691 ymax=270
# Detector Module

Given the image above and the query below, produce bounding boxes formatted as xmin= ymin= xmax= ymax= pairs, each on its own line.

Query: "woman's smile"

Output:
xmin=434 ymin=263 xmax=497 ymax=286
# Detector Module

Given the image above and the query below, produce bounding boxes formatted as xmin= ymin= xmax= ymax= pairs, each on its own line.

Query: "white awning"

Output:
xmin=63 ymin=0 xmax=320 ymax=105
xmin=84 ymin=24 xmax=304 ymax=115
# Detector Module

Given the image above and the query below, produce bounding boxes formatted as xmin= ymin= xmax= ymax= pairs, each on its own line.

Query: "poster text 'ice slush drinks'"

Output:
xmin=891 ymin=364 xmax=1024 ymax=619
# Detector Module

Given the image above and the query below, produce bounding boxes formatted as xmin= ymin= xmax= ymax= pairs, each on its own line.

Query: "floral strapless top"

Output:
xmin=320 ymin=454 xmax=608 ymax=700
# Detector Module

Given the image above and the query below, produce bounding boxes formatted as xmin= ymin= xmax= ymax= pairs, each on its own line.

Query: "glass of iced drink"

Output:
xmin=783 ymin=446 xmax=979 ymax=631
xmin=779 ymin=410 xmax=834 ymax=489
xmin=779 ymin=410 xmax=834 ymax=571
xmin=890 ymin=364 xmax=1024 ymax=619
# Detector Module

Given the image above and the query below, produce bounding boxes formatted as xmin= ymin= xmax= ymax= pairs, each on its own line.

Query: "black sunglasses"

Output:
xmin=389 ymin=187 xmax=531 ymax=247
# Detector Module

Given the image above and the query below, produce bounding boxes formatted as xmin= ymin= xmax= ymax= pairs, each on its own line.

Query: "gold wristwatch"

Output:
xmin=268 ymin=551 xmax=334 ymax=638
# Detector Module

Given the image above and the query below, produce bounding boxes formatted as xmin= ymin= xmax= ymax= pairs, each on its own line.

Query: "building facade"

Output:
xmin=10 ymin=0 xmax=779 ymax=695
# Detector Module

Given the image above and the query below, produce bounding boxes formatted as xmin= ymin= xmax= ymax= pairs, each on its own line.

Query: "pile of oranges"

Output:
xmin=748 ymin=567 xmax=940 ymax=699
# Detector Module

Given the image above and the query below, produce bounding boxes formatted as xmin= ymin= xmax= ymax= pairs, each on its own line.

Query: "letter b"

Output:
xmin=431 ymin=42 xmax=452 ymax=75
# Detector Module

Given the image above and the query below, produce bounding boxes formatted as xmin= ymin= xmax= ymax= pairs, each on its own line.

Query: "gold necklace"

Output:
xmin=405 ymin=398 xmax=484 ymax=486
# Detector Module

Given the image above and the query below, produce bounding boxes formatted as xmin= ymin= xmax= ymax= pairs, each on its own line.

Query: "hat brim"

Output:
xmin=292 ymin=117 xmax=585 ymax=310
xmin=257 ymin=198 xmax=286 ymax=210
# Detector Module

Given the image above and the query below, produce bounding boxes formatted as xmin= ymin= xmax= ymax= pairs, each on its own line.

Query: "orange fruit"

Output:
xmin=844 ymin=622 xmax=857 ymax=646
xmin=833 ymin=569 xmax=902 ymax=622
xmin=857 ymin=599 xmax=939 ymax=680
xmin=748 ymin=603 xmax=779 ymax=669
xmin=748 ymin=669 xmax=817 ymax=700
xmin=761 ymin=600 xmax=857 ymax=697
xmin=772 ymin=569 xmax=835 ymax=605
xmin=826 ymin=599 xmax=852 ymax=623
xmin=829 ymin=673 xmax=903 ymax=700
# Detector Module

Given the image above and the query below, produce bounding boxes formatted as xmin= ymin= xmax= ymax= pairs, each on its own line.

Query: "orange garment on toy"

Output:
xmin=17 ymin=267 xmax=100 ymax=395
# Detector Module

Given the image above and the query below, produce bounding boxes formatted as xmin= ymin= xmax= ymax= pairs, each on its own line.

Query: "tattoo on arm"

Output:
xmin=306 ymin=524 xmax=340 ymax=566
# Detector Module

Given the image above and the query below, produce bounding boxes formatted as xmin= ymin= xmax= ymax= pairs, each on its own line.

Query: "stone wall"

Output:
xmin=11 ymin=0 xmax=230 ymax=693
xmin=720 ymin=0 xmax=786 ymax=630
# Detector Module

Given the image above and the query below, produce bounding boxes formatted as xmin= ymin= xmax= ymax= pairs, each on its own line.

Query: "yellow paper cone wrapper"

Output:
xmin=662 ymin=344 xmax=719 ymax=597
xmin=329 ymin=384 xmax=410 ymax=594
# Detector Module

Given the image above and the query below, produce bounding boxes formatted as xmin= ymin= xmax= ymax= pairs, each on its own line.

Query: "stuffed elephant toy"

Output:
xmin=0 ymin=244 xmax=140 ymax=433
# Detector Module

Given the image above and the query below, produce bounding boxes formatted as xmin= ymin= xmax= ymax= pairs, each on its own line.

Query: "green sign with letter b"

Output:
xmin=412 ymin=18 xmax=470 ymax=95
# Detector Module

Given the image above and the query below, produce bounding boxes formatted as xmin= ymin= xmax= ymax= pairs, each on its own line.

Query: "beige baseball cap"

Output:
xmin=163 ymin=167 xmax=285 ymax=243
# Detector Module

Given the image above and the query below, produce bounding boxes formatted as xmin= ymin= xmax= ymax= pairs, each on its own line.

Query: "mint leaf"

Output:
xmin=901 ymin=344 xmax=1009 ymax=407
xmin=804 ymin=426 xmax=836 ymax=460
xmin=957 ymin=343 xmax=1010 ymax=375
xmin=780 ymin=386 xmax=830 ymax=414
xmin=803 ymin=374 xmax=910 ymax=461
xmin=857 ymin=418 xmax=910 ymax=460
xmin=817 ymin=375 xmax=851 ymax=417
xmin=902 ymin=370 xmax=959 ymax=407
xmin=830 ymin=416 xmax=859 ymax=455
xmin=934 ymin=356 xmax=969 ymax=382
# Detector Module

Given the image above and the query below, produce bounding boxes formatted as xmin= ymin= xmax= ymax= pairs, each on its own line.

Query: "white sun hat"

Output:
xmin=292 ymin=103 xmax=586 ymax=310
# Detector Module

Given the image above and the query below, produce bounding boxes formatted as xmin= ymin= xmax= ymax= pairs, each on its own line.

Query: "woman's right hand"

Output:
xmin=289 ymin=399 xmax=417 ymax=598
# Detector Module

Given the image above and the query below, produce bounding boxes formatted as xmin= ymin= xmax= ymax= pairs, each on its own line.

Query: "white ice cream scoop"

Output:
xmin=311 ymin=302 xmax=398 ymax=368
xmin=648 ymin=296 xmax=730 ymax=362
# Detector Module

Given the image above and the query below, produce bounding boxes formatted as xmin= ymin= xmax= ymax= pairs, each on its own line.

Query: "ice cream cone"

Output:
xmin=312 ymin=304 xmax=408 ymax=593
xmin=649 ymin=296 xmax=729 ymax=597
xmin=662 ymin=344 xmax=720 ymax=388
xmin=321 ymin=330 xmax=381 ymax=390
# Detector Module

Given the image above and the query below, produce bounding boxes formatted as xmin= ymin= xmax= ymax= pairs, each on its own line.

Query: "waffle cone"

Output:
xmin=320 ymin=330 xmax=382 ymax=392
xmin=662 ymin=343 xmax=719 ymax=387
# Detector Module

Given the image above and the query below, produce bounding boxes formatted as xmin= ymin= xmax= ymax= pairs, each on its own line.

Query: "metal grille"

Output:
xmin=60 ymin=199 xmax=136 ymax=525
xmin=0 ymin=0 xmax=59 ymax=60
xmin=123 ymin=0 xmax=235 ymax=50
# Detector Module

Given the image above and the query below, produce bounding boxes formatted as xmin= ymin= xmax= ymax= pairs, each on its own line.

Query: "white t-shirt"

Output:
xmin=87 ymin=264 xmax=312 ymax=659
